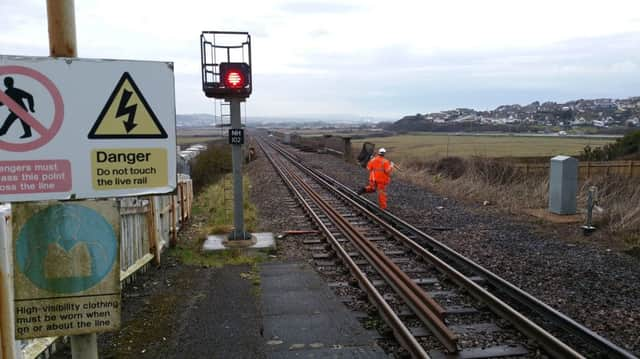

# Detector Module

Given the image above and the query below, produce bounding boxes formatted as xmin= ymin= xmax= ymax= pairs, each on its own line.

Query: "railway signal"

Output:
xmin=200 ymin=31 xmax=252 ymax=241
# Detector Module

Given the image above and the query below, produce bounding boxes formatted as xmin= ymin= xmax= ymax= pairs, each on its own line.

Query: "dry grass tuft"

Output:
xmin=398 ymin=157 xmax=640 ymax=246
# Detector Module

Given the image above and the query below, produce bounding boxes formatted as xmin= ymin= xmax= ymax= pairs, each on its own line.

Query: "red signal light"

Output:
xmin=224 ymin=70 xmax=245 ymax=89
xmin=214 ymin=62 xmax=251 ymax=98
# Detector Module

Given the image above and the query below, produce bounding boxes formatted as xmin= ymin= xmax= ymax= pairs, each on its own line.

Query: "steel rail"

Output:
xmin=263 ymin=139 xmax=604 ymax=358
xmin=286 ymin=167 xmax=458 ymax=352
xmin=296 ymin=168 xmax=585 ymax=358
xmin=260 ymin=142 xmax=431 ymax=358
xmin=291 ymin=149 xmax=638 ymax=359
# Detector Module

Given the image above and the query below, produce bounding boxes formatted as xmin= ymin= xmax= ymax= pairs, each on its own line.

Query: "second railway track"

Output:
xmin=257 ymin=137 xmax=636 ymax=359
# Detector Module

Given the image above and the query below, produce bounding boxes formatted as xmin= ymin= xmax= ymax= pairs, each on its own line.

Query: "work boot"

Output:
xmin=357 ymin=187 xmax=366 ymax=195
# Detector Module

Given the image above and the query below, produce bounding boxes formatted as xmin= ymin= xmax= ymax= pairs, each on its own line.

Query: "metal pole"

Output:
xmin=47 ymin=1 xmax=98 ymax=358
xmin=229 ymin=98 xmax=248 ymax=240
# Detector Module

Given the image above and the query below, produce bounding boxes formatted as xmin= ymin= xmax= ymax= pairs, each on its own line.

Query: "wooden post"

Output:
xmin=47 ymin=0 xmax=77 ymax=57
xmin=146 ymin=197 xmax=161 ymax=266
xmin=47 ymin=1 xmax=98 ymax=357
xmin=170 ymin=194 xmax=177 ymax=247
xmin=0 ymin=207 xmax=18 ymax=359
xmin=343 ymin=137 xmax=353 ymax=162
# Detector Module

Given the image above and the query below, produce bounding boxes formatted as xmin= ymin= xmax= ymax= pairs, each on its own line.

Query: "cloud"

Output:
xmin=2 ymin=1 xmax=640 ymax=118
xmin=280 ymin=2 xmax=360 ymax=14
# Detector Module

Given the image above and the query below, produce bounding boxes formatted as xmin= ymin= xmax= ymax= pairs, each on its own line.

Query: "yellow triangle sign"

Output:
xmin=88 ymin=72 xmax=167 ymax=139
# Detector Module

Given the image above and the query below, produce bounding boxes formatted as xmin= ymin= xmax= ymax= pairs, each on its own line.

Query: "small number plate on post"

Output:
xmin=228 ymin=129 xmax=244 ymax=145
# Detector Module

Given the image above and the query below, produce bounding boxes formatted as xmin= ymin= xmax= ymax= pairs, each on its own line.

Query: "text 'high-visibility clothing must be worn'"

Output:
xmin=365 ymin=154 xmax=393 ymax=209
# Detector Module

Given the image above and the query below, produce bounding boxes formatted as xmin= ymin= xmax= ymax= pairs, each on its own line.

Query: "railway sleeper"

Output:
xmin=308 ymin=245 xmax=331 ymax=251
xmin=428 ymin=344 xmax=529 ymax=359
xmin=319 ymin=235 xmax=387 ymax=243
xmin=317 ymin=212 xmax=359 ymax=218
xmin=349 ymin=250 xmax=406 ymax=257
xmin=312 ymin=252 xmax=334 ymax=259
xmin=387 ymin=303 xmax=480 ymax=316
xmin=313 ymin=258 xmax=412 ymax=266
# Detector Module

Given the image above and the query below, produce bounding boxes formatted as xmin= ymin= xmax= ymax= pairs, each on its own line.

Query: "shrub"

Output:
xmin=581 ymin=129 xmax=640 ymax=161
xmin=191 ymin=144 xmax=232 ymax=192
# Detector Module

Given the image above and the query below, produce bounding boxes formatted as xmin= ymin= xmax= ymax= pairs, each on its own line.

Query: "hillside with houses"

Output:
xmin=389 ymin=97 xmax=640 ymax=133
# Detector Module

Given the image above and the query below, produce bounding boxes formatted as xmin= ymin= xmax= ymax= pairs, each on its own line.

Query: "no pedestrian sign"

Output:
xmin=0 ymin=55 xmax=176 ymax=202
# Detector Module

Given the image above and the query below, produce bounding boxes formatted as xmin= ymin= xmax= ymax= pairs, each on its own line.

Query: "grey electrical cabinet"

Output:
xmin=549 ymin=155 xmax=578 ymax=214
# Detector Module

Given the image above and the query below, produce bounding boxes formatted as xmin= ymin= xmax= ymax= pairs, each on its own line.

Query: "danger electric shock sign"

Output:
xmin=0 ymin=56 xmax=177 ymax=202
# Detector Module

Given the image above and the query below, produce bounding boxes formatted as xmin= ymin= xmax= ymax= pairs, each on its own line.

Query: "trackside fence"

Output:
xmin=0 ymin=176 xmax=193 ymax=359
xmin=515 ymin=160 xmax=640 ymax=179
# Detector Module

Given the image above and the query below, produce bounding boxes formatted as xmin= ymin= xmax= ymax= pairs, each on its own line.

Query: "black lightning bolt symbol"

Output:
xmin=116 ymin=89 xmax=138 ymax=133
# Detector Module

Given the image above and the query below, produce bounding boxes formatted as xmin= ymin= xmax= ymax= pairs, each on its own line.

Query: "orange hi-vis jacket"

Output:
xmin=367 ymin=155 xmax=393 ymax=185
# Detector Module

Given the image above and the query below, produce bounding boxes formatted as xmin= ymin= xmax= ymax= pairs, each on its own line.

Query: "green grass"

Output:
xmin=171 ymin=246 xmax=266 ymax=268
xmin=353 ymin=133 xmax=616 ymax=162
xmin=169 ymin=174 xmax=261 ymax=268
xmin=195 ymin=174 xmax=257 ymax=234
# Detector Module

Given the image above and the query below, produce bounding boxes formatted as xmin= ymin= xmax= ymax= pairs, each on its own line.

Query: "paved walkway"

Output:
xmin=261 ymin=262 xmax=387 ymax=358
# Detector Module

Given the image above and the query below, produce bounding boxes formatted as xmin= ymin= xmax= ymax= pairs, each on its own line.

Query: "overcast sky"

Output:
xmin=1 ymin=0 xmax=640 ymax=119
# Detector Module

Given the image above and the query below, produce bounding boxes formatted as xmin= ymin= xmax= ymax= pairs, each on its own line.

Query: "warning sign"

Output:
xmin=0 ymin=55 xmax=176 ymax=202
xmin=91 ymin=148 xmax=168 ymax=189
xmin=13 ymin=202 xmax=121 ymax=339
xmin=88 ymin=72 xmax=167 ymax=139
xmin=0 ymin=66 xmax=64 ymax=152
xmin=0 ymin=160 xmax=71 ymax=195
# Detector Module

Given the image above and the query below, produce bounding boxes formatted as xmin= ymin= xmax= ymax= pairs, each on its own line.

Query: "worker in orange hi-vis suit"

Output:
xmin=359 ymin=148 xmax=394 ymax=209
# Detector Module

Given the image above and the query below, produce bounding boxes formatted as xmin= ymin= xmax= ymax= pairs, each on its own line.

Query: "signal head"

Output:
xmin=218 ymin=62 xmax=251 ymax=98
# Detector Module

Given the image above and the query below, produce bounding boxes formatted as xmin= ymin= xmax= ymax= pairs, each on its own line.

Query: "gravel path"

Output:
xmin=248 ymin=139 xmax=640 ymax=355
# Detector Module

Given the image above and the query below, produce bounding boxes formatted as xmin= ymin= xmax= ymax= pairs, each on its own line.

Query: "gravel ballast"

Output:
xmin=248 ymin=140 xmax=640 ymax=355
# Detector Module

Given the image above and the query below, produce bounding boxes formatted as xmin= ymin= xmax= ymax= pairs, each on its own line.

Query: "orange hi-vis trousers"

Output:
xmin=365 ymin=181 xmax=387 ymax=209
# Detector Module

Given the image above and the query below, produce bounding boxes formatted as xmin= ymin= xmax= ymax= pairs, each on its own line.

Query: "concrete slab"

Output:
xmin=203 ymin=232 xmax=276 ymax=251
xmin=261 ymin=262 xmax=387 ymax=358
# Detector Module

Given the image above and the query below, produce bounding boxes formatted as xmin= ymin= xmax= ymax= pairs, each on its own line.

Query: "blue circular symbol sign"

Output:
xmin=16 ymin=204 xmax=117 ymax=294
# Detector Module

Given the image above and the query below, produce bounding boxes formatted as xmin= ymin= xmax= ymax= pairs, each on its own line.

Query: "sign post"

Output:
xmin=47 ymin=1 xmax=94 ymax=357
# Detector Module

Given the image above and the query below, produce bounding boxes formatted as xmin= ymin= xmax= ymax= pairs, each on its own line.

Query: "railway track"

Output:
xmin=257 ymin=137 xmax=636 ymax=359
